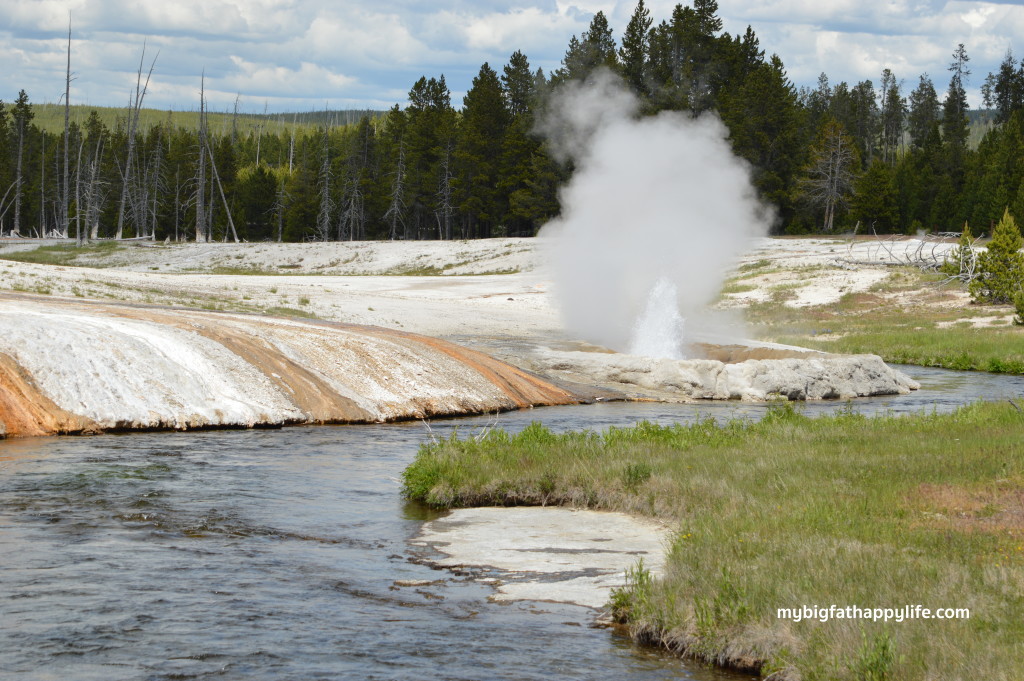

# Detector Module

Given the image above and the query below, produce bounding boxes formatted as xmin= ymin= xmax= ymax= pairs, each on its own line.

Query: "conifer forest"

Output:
xmin=2 ymin=0 xmax=1023 ymax=243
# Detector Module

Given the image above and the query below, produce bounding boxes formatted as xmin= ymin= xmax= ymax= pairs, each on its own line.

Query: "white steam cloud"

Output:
xmin=539 ymin=70 xmax=772 ymax=357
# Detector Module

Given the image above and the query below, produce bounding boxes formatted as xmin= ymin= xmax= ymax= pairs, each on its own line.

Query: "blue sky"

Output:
xmin=2 ymin=0 xmax=1022 ymax=113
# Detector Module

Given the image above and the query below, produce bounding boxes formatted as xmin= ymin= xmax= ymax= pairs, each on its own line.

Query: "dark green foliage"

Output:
xmin=619 ymin=0 xmax=652 ymax=95
xmin=970 ymin=208 xmax=1024 ymax=303
xmin=852 ymin=160 xmax=899 ymax=232
xmin=455 ymin=63 xmax=509 ymax=238
xmin=907 ymin=74 xmax=941 ymax=149
xmin=5 ymin=13 xmax=1024 ymax=243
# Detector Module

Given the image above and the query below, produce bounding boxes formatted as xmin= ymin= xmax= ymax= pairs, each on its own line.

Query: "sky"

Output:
xmin=2 ymin=0 xmax=1022 ymax=114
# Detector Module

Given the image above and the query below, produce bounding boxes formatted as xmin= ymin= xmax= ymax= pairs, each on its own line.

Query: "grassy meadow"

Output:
xmin=726 ymin=260 xmax=1024 ymax=375
xmin=29 ymin=103 xmax=381 ymax=137
xmin=403 ymin=402 xmax=1024 ymax=680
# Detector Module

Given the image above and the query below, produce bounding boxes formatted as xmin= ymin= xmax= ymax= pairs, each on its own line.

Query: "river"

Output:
xmin=2 ymin=366 xmax=1022 ymax=680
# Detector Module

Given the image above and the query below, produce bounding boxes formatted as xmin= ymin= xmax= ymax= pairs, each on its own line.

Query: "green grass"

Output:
xmin=31 ymin=103 xmax=381 ymax=137
xmin=786 ymin=326 xmax=1024 ymax=374
xmin=0 ymin=241 xmax=123 ymax=266
xmin=403 ymin=402 xmax=1024 ymax=680
xmin=745 ymin=269 xmax=1024 ymax=375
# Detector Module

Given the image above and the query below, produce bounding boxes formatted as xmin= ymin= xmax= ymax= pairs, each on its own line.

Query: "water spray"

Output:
xmin=539 ymin=70 xmax=772 ymax=359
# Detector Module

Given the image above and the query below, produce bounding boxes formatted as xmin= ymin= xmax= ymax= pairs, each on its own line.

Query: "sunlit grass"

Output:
xmin=404 ymin=402 xmax=1024 ymax=680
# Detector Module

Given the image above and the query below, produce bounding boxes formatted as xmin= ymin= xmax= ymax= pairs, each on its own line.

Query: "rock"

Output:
xmin=527 ymin=348 xmax=919 ymax=402
xmin=0 ymin=296 xmax=580 ymax=438
xmin=411 ymin=507 xmax=670 ymax=610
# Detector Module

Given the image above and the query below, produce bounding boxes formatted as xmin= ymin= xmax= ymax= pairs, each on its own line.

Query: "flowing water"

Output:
xmin=2 ymin=366 xmax=1022 ymax=681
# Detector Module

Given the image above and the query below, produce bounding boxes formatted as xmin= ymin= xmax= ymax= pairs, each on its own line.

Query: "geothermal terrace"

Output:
xmin=0 ymin=236 xmax=923 ymax=439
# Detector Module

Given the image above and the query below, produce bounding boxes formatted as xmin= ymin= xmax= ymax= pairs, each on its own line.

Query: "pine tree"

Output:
xmin=553 ymin=11 xmax=618 ymax=84
xmin=455 ymin=62 xmax=510 ymax=238
xmin=501 ymin=51 xmax=534 ymax=117
xmin=907 ymin=74 xmax=941 ymax=149
xmin=943 ymin=44 xmax=971 ymax=169
xmin=851 ymin=160 xmax=898 ymax=231
xmin=619 ymin=0 xmax=652 ymax=95
xmin=721 ymin=55 xmax=806 ymax=224
xmin=11 ymin=89 xmax=33 ymax=236
xmin=970 ymin=208 xmax=1024 ymax=303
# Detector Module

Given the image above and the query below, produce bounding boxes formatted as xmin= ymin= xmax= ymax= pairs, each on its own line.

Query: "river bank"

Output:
xmin=402 ymin=400 xmax=1024 ymax=681
xmin=0 ymin=295 xmax=582 ymax=438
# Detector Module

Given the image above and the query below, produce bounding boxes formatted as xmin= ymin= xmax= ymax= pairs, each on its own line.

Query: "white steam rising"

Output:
xmin=539 ymin=70 xmax=771 ymax=358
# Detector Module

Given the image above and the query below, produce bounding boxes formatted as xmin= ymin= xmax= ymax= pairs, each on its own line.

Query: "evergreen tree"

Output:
xmin=721 ymin=55 xmax=805 ymax=224
xmin=11 ymin=89 xmax=33 ymax=236
xmin=851 ymin=160 xmax=899 ymax=231
xmin=990 ymin=50 xmax=1024 ymax=124
xmin=501 ymin=50 xmax=534 ymax=117
xmin=618 ymin=0 xmax=652 ymax=95
xmin=553 ymin=11 xmax=619 ymax=84
xmin=907 ymin=74 xmax=941 ymax=149
xmin=878 ymin=69 xmax=905 ymax=164
xmin=500 ymin=51 xmax=548 ymax=236
xmin=943 ymin=44 xmax=971 ymax=152
xmin=970 ymin=208 xmax=1024 ymax=303
xmin=454 ymin=62 xmax=510 ymax=238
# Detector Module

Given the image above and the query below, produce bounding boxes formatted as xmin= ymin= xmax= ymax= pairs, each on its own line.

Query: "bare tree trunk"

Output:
xmin=436 ymin=141 xmax=453 ymax=240
xmin=385 ymin=142 xmax=407 ymax=241
xmin=205 ymin=137 xmax=239 ymax=243
xmin=255 ymin=101 xmax=267 ymax=166
xmin=13 ymin=114 xmax=25 ymax=237
xmin=116 ymin=45 xmax=157 ymax=240
xmin=38 ymin=136 xmax=46 ymax=238
xmin=63 ymin=20 xmax=72 ymax=238
xmin=87 ymin=138 xmax=103 ymax=240
xmin=195 ymin=73 xmax=207 ymax=243
xmin=173 ymin=167 xmax=180 ymax=242
xmin=275 ymin=179 xmax=286 ymax=242
xmin=75 ymin=136 xmax=84 ymax=245
xmin=315 ymin=125 xmax=332 ymax=241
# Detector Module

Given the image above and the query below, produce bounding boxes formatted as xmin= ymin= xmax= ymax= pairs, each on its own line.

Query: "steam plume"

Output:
xmin=539 ymin=70 xmax=771 ymax=357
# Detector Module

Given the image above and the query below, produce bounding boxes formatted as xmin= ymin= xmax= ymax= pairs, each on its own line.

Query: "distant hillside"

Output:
xmin=29 ymin=103 xmax=386 ymax=135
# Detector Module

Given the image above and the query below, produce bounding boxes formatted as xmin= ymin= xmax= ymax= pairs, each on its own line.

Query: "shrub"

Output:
xmin=969 ymin=208 xmax=1024 ymax=304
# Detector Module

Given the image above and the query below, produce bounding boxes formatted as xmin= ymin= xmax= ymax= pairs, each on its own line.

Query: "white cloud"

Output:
xmin=461 ymin=7 xmax=579 ymax=52
xmin=223 ymin=57 xmax=358 ymax=98
xmin=1 ymin=0 xmax=1022 ymax=111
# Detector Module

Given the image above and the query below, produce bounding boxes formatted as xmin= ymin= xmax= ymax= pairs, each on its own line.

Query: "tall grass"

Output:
xmin=403 ymin=402 xmax=1024 ymax=680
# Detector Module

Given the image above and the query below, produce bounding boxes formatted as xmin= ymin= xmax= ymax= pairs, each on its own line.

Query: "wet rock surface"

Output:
xmin=411 ymin=507 xmax=670 ymax=610
xmin=0 ymin=295 xmax=579 ymax=438
xmin=526 ymin=347 xmax=919 ymax=402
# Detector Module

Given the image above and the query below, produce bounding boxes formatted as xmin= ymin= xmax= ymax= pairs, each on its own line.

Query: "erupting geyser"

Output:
xmin=628 ymin=277 xmax=685 ymax=360
xmin=540 ymin=70 xmax=772 ymax=359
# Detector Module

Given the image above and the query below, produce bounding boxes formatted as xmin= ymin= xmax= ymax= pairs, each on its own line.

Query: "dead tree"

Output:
xmin=86 ymin=138 xmax=105 ymax=240
xmin=385 ymin=142 xmax=407 ymax=241
xmin=315 ymin=125 xmax=333 ymax=241
xmin=274 ymin=177 xmax=287 ymax=242
xmin=74 ymin=136 xmax=84 ymax=244
xmin=338 ymin=169 xmax=364 ymax=241
xmin=195 ymin=73 xmax=208 ymax=242
xmin=435 ymin=141 xmax=454 ymax=240
xmin=205 ymin=136 xmax=239 ymax=243
xmin=800 ymin=120 xmax=856 ymax=233
xmin=115 ymin=45 xmax=157 ymax=240
xmin=63 ymin=21 xmax=73 ymax=239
